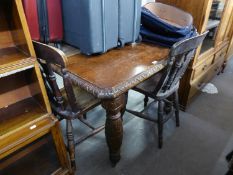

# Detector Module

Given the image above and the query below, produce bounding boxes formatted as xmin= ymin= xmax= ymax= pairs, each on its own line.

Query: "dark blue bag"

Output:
xmin=140 ymin=26 xmax=197 ymax=47
xmin=141 ymin=3 xmax=193 ymax=37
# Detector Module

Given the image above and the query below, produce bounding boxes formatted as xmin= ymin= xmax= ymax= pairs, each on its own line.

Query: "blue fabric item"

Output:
xmin=118 ymin=0 xmax=141 ymax=46
xmin=140 ymin=26 xmax=197 ymax=47
xmin=141 ymin=7 xmax=192 ymax=37
xmin=62 ymin=0 xmax=119 ymax=55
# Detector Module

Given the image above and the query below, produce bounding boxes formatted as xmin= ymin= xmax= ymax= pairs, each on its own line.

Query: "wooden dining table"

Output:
xmin=63 ymin=43 xmax=169 ymax=165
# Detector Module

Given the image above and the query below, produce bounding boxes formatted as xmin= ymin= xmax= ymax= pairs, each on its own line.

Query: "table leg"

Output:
xmin=102 ymin=94 xmax=125 ymax=166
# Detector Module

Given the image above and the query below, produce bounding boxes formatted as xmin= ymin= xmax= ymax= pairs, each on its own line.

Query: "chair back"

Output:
xmin=155 ymin=31 xmax=208 ymax=97
xmin=33 ymin=41 xmax=85 ymax=116
xmin=33 ymin=41 xmax=67 ymax=109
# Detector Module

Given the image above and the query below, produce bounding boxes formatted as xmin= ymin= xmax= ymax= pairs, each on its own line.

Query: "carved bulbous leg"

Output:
xmin=66 ymin=119 xmax=76 ymax=172
xmin=102 ymin=95 xmax=125 ymax=166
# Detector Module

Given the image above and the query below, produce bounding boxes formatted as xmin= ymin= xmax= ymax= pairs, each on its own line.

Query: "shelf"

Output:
xmin=0 ymin=97 xmax=47 ymax=137
xmin=206 ymin=19 xmax=220 ymax=30
xmin=0 ymin=47 xmax=35 ymax=76
xmin=199 ymin=0 xmax=227 ymax=55
xmin=0 ymin=134 xmax=62 ymax=175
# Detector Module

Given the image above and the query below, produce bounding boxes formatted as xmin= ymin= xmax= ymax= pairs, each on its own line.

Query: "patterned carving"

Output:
xmin=102 ymin=95 xmax=125 ymax=165
xmin=67 ymin=62 xmax=166 ymax=99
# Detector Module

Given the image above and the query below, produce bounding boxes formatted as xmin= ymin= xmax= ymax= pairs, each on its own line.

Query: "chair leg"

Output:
xmin=66 ymin=119 xmax=76 ymax=171
xmin=227 ymin=157 xmax=233 ymax=175
xmin=164 ymin=96 xmax=172 ymax=114
xmin=158 ymin=100 xmax=164 ymax=149
xmin=174 ymin=90 xmax=180 ymax=127
xmin=144 ymin=95 xmax=149 ymax=107
xmin=227 ymin=151 xmax=233 ymax=162
xmin=83 ymin=113 xmax=87 ymax=120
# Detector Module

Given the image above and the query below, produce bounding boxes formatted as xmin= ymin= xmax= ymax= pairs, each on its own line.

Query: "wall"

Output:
xmin=142 ymin=0 xmax=155 ymax=6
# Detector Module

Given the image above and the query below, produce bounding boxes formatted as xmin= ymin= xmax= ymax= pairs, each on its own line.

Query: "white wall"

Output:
xmin=142 ymin=0 xmax=155 ymax=6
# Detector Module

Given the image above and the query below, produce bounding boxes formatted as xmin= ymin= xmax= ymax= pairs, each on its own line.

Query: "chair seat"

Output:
xmin=133 ymin=70 xmax=164 ymax=96
xmin=61 ymin=86 xmax=101 ymax=113
xmin=51 ymin=64 xmax=101 ymax=112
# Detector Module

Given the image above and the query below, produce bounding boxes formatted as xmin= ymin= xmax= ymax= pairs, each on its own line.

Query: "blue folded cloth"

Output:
xmin=141 ymin=7 xmax=193 ymax=37
xmin=140 ymin=26 xmax=197 ymax=47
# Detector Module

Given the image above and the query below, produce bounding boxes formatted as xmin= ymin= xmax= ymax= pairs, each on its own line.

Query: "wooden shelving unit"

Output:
xmin=226 ymin=7 xmax=233 ymax=60
xmin=0 ymin=0 xmax=71 ymax=174
xmin=0 ymin=97 xmax=47 ymax=136
xmin=0 ymin=47 xmax=34 ymax=74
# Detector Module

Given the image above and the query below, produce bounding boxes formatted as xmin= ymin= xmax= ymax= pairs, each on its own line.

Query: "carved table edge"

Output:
xmin=67 ymin=61 xmax=166 ymax=99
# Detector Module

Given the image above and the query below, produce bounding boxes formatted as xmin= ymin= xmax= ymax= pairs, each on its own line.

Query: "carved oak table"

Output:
xmin=64 ymin=43 xmax=169 ymax=165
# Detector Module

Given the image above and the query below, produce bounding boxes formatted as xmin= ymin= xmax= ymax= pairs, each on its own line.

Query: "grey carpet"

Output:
xmin=72 ymin=103 xmax=232 ymax=175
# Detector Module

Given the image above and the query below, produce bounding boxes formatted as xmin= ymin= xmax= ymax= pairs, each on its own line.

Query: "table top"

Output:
xmin=65 ymin=43 xmax=169 ymax=99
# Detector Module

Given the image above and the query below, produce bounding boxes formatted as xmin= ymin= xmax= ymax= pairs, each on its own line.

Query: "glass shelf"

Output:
xmin=200 ymin=0 xmax=225 ymax=54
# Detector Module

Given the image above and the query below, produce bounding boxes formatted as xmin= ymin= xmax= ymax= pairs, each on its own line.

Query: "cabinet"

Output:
xmin=0 ymin=0 xmax=70 ymax=174
xmin=228 ymin=35 xmax=233 ymax=59
xmin=157 ymin=0 xmax=233 ymax=110
xmin=226 ymin=10 xmax=233 ymax=59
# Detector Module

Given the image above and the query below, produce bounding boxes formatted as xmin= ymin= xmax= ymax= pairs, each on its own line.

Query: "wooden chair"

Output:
xmin=126 ymin=32 xmax=208 ymax=149
xmin=33 ymin=41 xmax=104 ymax=171
xmin=226 ymin=151 xmax=233 ymax=175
